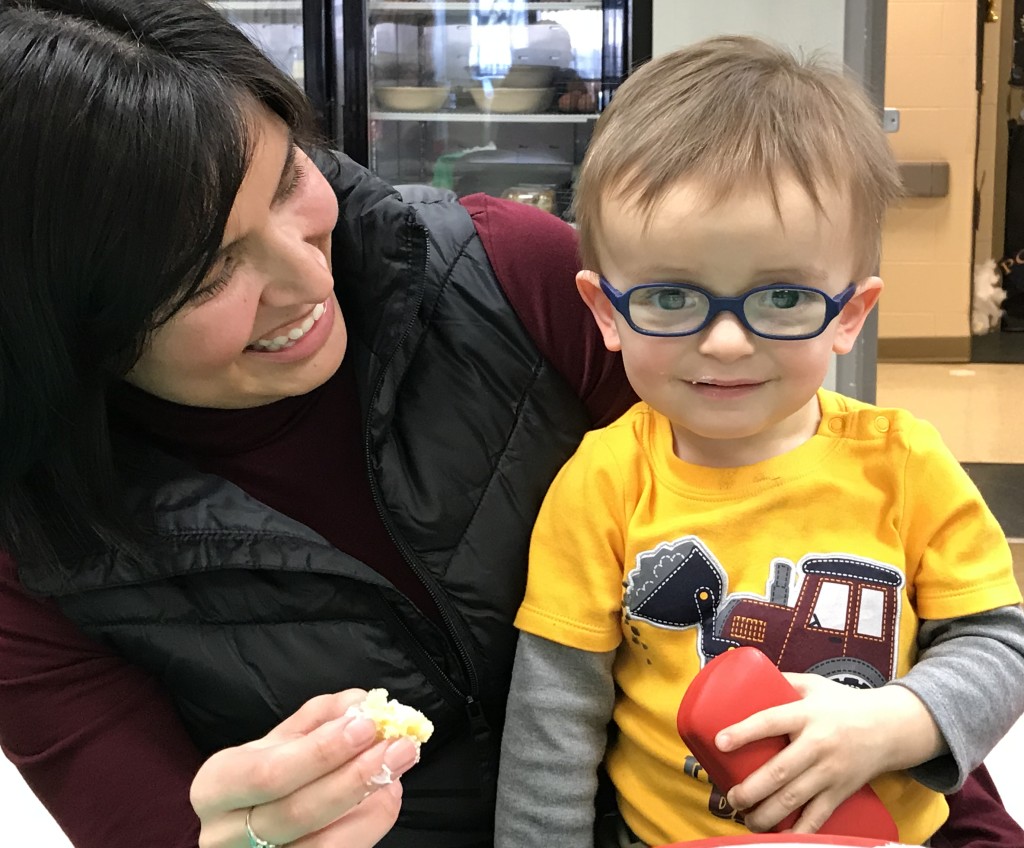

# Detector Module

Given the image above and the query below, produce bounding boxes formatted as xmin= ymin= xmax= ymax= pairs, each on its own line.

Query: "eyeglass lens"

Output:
xmin=627 ymin=286 xmax=829 ymax=337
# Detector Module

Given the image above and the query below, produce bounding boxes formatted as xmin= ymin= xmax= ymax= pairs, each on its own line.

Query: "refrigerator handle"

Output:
xmin=339 ymin=0 xmax=369 ymax=165
xmin=630 ymin=0 xmax=652 ymax=70
xmin=304 ymin=0 xmax=337 ymax=144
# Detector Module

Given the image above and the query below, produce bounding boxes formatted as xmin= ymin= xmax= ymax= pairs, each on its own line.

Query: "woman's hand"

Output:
xmin=191 ymin=689 xmax=420 ymax=847
xmin=717 ymin=674 xmax=944 ymax=834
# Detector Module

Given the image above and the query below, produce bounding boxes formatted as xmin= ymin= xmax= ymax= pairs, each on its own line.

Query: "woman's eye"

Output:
xmin=280 ymin=157 xmax=306 ymax=201
xmin=189 ymin=255 xmax=238 ymax=305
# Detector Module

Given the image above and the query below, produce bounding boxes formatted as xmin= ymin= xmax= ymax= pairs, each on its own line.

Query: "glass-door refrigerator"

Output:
xmin=211 ymin=0 xmax=337 ymax=136
xmin=213 ymin=0 xmax=642 ymax=222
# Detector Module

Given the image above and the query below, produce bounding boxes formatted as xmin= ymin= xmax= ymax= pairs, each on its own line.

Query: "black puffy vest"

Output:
xmin=19 ymin=155 xmax=591 ymax=847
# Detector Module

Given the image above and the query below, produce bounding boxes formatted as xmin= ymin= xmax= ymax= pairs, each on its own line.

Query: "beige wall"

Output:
xmin=879 ymin=0 xmax=979 ymax=350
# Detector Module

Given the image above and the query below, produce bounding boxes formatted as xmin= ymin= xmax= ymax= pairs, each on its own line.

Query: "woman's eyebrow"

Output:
xmin=271 ymin=133 xmax=297 ymax=204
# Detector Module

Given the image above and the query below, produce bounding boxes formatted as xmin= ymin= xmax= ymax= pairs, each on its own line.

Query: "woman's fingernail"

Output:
xmin=383 ymin=739 xmax=419 ymax=774
xmin=344 ymin=718 xmax=378 ymax=746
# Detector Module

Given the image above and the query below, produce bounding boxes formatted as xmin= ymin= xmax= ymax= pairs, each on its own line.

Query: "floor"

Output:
xmin=3 ymin=358 xmax=1024 ymax=844
xmin=969 ymin=325 xmax=1024 ymax=365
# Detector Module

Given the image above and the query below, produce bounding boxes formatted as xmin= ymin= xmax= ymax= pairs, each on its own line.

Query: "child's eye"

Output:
xmin=759 ymin=289 xmax=814 ymax=310
xmin=651 ymin=288 xmax=698 ymax=310
xmin=767 ymin=289 xmax=805 ymax=309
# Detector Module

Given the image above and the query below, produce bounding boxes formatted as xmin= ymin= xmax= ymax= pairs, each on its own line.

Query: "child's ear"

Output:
xmin=576 ymin=270 xmax=623 ymax=352
xmin=832 ymin=276 xmax=883 ymax=355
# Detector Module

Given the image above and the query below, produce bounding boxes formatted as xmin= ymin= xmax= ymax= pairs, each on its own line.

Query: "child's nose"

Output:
xmin=696 ymin=312 xmax=757 ymax=361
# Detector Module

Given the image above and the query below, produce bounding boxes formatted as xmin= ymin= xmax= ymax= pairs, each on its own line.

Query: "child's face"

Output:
xmin=577 ymin=175 xmax=882 ymax=467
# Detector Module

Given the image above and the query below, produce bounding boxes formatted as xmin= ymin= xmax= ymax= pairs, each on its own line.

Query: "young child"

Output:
xmin=494 ymin=36 xmax=1024 ymax=848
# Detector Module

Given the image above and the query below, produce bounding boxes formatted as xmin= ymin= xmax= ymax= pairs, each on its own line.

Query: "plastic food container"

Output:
xmin=467 ymin=63 xmax=557 ymax=88
xmin=375 ymin=85 xmax=450 ymax=112
xmin=469 ymin=86 xmax=552 ymax=114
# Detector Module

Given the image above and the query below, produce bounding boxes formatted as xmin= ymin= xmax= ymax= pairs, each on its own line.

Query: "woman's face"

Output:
xmin=125 ymin=109 xmax=344 ymax=408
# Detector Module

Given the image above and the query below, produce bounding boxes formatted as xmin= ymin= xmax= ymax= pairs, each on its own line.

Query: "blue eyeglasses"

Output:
xmin=599 ymin=278 xmax=857 ymax=340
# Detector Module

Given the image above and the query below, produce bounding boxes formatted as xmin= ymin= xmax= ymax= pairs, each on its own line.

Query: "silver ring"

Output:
xmin=246 ymin=807 xmax=283 ymax=848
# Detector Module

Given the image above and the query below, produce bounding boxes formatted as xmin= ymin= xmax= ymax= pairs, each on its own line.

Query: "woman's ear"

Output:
xmin=832 ymin=276 xmax=883 ymax=355
xmin=576 ymin=271 xmax=623 ymax=352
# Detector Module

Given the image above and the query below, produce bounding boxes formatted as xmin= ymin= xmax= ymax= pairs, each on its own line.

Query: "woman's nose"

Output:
xmin=256 ymin=235 xmax=331 ymax=305
xmin=259 ymin=158 xmax=338 ymax=305
xmin=696 ymin=312 xmax=757 ymax=361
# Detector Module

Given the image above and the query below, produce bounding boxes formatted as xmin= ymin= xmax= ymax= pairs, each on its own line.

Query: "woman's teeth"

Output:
xmin=248 ymin=302 xmax=327 ymax=352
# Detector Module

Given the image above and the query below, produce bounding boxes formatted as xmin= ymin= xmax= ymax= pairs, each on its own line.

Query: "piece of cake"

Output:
xmin=346 ymin=688 xmax=434 ymax=748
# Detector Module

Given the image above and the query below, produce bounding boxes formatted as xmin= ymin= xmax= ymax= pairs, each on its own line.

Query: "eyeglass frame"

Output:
xmin=598 ymin=277 xmax=858 ymax=341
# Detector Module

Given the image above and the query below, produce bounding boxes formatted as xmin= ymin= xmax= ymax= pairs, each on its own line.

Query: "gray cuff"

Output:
xmin=890 ymin=605 xmax=1024 ymax=793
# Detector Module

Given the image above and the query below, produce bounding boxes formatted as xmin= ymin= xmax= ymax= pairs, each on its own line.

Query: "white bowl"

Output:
xmin=375 ymin=85 xmax=450 ymax=112
xmin=500 ymin=65 xmax=556 ymax=88
xmin=469 ymin=86 xmax=552 ymax=114
xmin=466 ymin=64 xmax=556 ymax=89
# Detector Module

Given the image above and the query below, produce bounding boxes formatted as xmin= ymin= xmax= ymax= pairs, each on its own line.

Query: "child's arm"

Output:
xmin=717 ymin=604 xmax=1024 ymax=834
xmin=495 ymin=632 xmax=616 ymax=848
xmin=897 ymin=604 xmax=1024 ymax=790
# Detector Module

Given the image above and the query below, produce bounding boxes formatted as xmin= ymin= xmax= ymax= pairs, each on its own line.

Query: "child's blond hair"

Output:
xmin=574 ymin=35 xmax=902 ymax=278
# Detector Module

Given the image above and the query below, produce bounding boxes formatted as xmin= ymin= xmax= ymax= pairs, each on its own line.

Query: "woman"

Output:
xmin=0 ymin=2 xmax=1018 ymax=847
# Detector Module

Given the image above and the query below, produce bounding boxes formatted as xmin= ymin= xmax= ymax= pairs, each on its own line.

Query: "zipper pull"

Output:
xmin=465 ymin=695 xmax=490 ymax=740
xmin=465 ymin=695 xmax=497 ymax=800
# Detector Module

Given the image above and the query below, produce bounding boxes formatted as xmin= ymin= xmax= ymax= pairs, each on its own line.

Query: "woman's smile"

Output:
xmin=243 ymin=295 xmax=339 ymax=364
xmin=246 ymin=297 xmax=331 ymax=352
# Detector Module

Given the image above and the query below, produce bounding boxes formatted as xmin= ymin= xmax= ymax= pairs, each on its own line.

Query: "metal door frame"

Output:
xmin=837 ymin=0 xmax=888 ymax=402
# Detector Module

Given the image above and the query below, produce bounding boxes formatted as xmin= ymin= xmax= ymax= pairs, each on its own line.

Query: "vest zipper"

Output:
xmin=362 ymin=228 xmax=481 ymax=707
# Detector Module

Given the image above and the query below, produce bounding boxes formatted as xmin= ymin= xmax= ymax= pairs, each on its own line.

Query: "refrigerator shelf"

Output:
xmin=371 ymin=110 xmax=598 ymax=122
xmin=369 ymin=1 xmax=602 ymax=11
xmin=212 ymin=0 xmax=301 ymax=10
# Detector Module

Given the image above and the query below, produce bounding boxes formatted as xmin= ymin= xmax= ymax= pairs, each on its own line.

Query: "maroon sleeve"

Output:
xmin=0 ymin=553 xmax=203 ymax=848
xmin=461 ymin=194 xmax=637 ymax=428
xmin=931 ymin=765 xmax=1024 ymax=848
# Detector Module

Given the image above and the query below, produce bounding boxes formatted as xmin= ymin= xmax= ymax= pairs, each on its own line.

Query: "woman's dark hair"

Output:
xmin=0 ymin=0 xmax=318 ymax=567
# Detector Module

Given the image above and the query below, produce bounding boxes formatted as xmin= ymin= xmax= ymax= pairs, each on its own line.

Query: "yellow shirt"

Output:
xmin=516 ymin=390 xmax=1021 ymax=846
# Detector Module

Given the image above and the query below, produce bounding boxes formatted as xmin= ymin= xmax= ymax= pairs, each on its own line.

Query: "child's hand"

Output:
xmin=716 ymin=674 xmax=945 ymax=833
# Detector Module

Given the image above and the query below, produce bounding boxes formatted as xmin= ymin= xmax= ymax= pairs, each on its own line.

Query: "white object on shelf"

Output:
xmin=469 ymin=86 xmax=553 ymax=114
xmin=375 ymin=85 xmax=451 ymax=111
xmin=370 ymin=110 xmax=597 ymax=123
xmin=212 ymin=0 xmax=302 ymax=10
xmin=370 ymin=1 xmax=602 ymax=11
xmin=468 ymin=63 xmax=557 ymax=89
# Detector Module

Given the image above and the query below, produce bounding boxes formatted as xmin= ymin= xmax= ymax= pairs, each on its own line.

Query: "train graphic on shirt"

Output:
xmin=622 ymin=536 xmax=904 ymax=686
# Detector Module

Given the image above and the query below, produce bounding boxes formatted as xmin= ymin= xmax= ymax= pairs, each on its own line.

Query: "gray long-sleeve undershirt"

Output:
xmin=896 ymin=605 xmax=1024 ymax=791
xmin=493 ymin=606 xmax=1024 ymax=847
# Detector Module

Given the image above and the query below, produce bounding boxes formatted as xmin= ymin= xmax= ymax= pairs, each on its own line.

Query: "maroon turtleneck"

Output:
xmin=107 ymin=359 xmax=440 ymax=615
